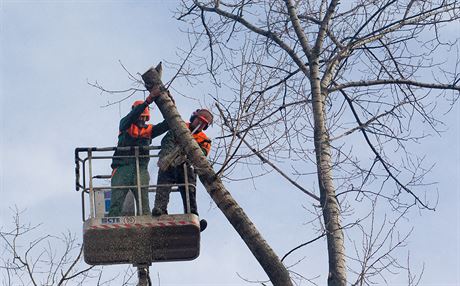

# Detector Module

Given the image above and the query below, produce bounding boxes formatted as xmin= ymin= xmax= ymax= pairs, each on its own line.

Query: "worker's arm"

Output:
xmin=119 ymin=102 xmax=149 ymax=131
xmin=151 ymin=120 xmax=169 ymax=138
xmin=119 ymin=88 xmax=162 ymax=131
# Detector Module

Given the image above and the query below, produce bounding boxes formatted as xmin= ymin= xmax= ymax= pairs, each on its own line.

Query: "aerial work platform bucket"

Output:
xmin=75 ymin=146 xmax=201 ymax=266
xmin=83 ymin=214 xmax=200 ymax=265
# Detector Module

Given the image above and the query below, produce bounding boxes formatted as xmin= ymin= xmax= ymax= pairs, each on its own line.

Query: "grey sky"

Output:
xmin=1 ymin=1 xmax=459 ymax=285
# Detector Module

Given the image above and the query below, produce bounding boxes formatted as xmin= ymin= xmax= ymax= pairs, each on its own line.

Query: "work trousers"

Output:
xmin=108 ymin=164 xmax=150 ymax=216
xmin=153 ymin=163 xmax=198 ymax=215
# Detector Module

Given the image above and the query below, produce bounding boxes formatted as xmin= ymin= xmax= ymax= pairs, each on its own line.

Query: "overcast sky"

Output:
xmin=1 ymin=1 xmax=459 ymax=285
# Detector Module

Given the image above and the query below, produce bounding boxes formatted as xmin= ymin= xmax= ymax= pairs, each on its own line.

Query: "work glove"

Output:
xmin=145 ymin=86 xmax=161 ymax=104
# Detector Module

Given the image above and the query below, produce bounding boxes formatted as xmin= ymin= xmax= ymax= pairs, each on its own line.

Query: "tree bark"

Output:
xmin=152 ymin=88 xmax=293 ymax=286
xmin=310 ymin=59 xmax=347 ymax=285
xmin=284 ymin=0 xmax=347 ymax=283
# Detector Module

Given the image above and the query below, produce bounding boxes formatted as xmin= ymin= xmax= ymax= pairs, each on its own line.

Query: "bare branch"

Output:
xmin=330 ymin=79 xmax=460 ymax=92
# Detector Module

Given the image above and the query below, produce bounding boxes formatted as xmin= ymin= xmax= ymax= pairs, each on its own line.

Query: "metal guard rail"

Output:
xmin=75 ymin=146 xmax=195 ymax=221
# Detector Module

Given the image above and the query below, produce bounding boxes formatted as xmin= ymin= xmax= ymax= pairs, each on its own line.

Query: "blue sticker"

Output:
xmin=104 ymin=200 xmax=111 ymax=212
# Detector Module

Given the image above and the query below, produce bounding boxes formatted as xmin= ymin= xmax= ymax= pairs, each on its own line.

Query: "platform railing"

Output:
xmin=75 ymin=146 xmax=194 ymax=221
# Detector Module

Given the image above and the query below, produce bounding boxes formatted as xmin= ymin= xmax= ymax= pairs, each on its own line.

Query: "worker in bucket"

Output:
xmin=108 ymin=86 xmax=169 ymax=217
xmin=152 ymin=109 xmax=213 ymax=232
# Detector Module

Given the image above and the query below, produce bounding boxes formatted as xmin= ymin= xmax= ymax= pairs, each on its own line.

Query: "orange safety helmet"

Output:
xmin=132 ymin=100 xmax=150 ymax=121
xmin=190 ymin=109 xmax=213 ymax=130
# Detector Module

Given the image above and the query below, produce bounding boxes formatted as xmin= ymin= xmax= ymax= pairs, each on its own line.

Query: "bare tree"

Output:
xmin=0 ymin=207 xmax=137 ymax=286
xmin=171 ymin=0 xmax=460 ymax=285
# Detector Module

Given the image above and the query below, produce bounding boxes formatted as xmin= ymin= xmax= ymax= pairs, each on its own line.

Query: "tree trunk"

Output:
xmin=284 ymin=0 xmax=346 ymax=282
xmin=153 ymin=89 xmax=293 ymax=286
xmin=310 ymin=59 xmax=347 ymax=285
